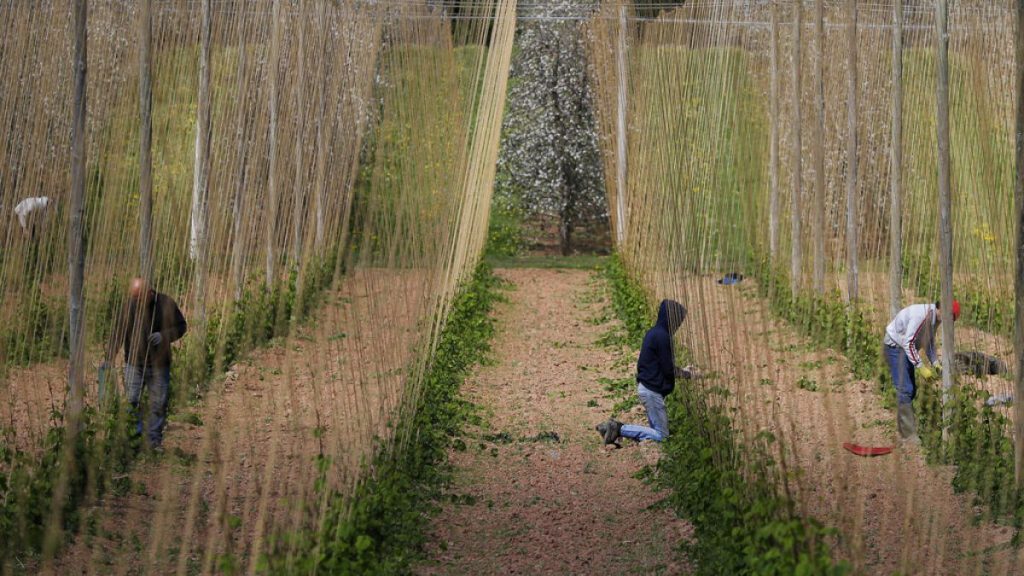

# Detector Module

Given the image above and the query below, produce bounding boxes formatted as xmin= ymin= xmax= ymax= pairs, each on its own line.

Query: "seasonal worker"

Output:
xmin=103 ymin=277 xmax=188 ymax=452
xmin=596 ymin=299 xmax=694 ymax=445
xmin=883 ymin=299 xmax=959 ymax=444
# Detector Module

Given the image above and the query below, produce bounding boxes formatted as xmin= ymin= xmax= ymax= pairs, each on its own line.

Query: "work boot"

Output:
xmin=897 ymin=404 xmax=920 ymax=445
xmin=603 ymin=420 xmax=622 ymax=445
xmin=595 ymin=422 xmax=608 ymax=438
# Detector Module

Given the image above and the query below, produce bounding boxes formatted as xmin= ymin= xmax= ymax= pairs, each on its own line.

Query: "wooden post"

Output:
xmin=1013 ymin=0 xmax=1024 ymax=487
xmin=68 ymin=0 xmax=88 ymax=429
xmin=791 ymin=0 xmax=803 ymax=291
xmin=292 ymin=0 xmax=307 ymax=264
xmin=935 ymin=0 xmax=955 ymax=433
xmin=267 ymin=0 xmax=281 ymax=286
xmin=615 ymin=4 xmax=628 ymax=248
xmin=139 ymin=0 xmax=153 ymax=279
xmin=314 ymin=0 xmax=328 ymax=250
xmin=231 ymin=0 xmax=250 ymax=300
xmin=191 ymin=0 xmax=212 ymax=325
xmin=769 ymin=0 xmax=781 ymax=262
xmin=845 ymin=0 xmax=858 ymax=301
xmin=813 ymin=0 xmax=826 ymax=295
xmin=890 ymin=0 xmax=904 ymax=317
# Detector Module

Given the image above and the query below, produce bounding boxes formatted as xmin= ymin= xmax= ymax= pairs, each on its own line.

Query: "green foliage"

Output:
xmin=264 ymin=263 xmax=504 ymax=574
xmin=916 ymin=376 xmax=1023 ymax=524
xmin=0 ymin=399 xmax=137 ymax=564
xmin=0 ymin=293 xmax=68 ymax=366
xmin=603 ymin=255 xmax=655 ymax=345
xmin=756 ymin=263 xmax=880 ymax=383
xmin=604 ymin=258 xmax=846 ymax=575
xmin=485 ymin=183 xmax=525 ymax=258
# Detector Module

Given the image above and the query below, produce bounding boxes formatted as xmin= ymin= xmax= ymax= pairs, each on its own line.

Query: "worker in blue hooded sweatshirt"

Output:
xmin=596 ymin=299 xmax=692 ymax=445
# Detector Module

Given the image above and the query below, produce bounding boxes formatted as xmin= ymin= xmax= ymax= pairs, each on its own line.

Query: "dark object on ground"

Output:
xmin=717 ymin=272 xmax=744 ymax=285
xmin=600 ymin=419 xmax=622 ymax=446
xmin=843 ymin=443 xmax=893 ymax=457
xmin=954 ymin=351 xmax=1007 ymax=377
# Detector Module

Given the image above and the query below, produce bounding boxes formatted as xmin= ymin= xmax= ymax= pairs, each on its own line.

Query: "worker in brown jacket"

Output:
xmin=103 ymin=277 xmax=187 ymax=451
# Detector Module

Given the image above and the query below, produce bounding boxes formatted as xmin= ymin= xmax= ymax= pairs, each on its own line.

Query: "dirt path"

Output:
xmin=417 ymin=268 xmax=693 ymax=575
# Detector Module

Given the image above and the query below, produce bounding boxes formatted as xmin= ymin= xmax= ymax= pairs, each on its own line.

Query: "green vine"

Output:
xmin=263 ymin=262 xmax=504 ymax=574
xmin=605 ymin=255 xmax=847 ymax=575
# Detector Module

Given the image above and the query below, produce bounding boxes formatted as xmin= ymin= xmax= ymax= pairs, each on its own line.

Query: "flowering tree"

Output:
xmin=496 ymin=1 xmax=608 ymax=255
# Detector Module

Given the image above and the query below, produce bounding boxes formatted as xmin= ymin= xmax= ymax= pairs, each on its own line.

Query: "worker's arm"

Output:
xmin=657 ymin=332 xmax=675 ymax=384
xmin=161 ymin=298 xmax=188 ymax=344
xmin=900 ymin=313 xmax=926 ymax=367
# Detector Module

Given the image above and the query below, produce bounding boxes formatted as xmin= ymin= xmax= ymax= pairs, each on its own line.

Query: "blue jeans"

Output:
xmin=883 ymin=344 xmax=916 ymax=405
xmin=619 ymin=383 xmax=669 ymax=442
xmin=124 ymin=365 xmax=171 ymax=447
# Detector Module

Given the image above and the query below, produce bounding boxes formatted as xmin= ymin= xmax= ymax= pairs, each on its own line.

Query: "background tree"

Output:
xmin=495 ymin=0 xmax=608 ymax=256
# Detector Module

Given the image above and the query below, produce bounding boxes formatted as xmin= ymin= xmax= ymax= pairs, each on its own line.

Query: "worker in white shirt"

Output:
xmin=14 ymin=196 xmax=51 ymax=240
xmin=882 ymin=299 xmax=960 ymax=444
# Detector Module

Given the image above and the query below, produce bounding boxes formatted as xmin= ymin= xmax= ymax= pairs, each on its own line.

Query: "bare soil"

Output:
xmin=41 ymin=268 xmax=430 ymax=575
xmin=673 ymin=274 xmax=1018 ymax=575
xmin=417 ymin=268 xmax=693 ymax=576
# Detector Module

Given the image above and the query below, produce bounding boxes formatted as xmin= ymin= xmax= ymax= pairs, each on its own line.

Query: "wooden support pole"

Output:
xmin=769 ymin=0 xmax=781 ymax=262
xmin=846 ymin=0 xmax=858 ymax=301
xmin=791 ymin=0 xmax=803 ymax=291
xmin=231 ymin=0 xmax=250 ymax=300
xmin=314 ymin=0 xmax=329 ymax=250
xmin=139 ymin=0 xmax=153 ymax=279
xmin=890 ymin=0 xmax=904 ymax=317
xmin=267 ymin=0 xmax=281 ymax=285
xmin=68 ymin=0 xmax=88 ymax=430
xmin=292 ymin=0 xmax=307 ymax=264
xmin=813 ymin=0 xmax=826 ymax=295
xmin=615 ymin=4 xmax=628 ymax=248
xmin=935 ymin=0 xmax=956 ymax=433
xmin=1013 ymin=0 xmax=1024 ymax=487
xmin=192 ymin=0 xmax=212 ymax=325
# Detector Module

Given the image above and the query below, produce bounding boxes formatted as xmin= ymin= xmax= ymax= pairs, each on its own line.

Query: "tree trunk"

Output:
xmin=267 ymin=0 xmax=281 ymax=286
xmin=813 ymin=0 xmax=826 ymax=295
xmin=768 ymin=1 xmax=781 ymax=262
xmin=791 ymin=0 xmax=803 ymax=291
xmin=845 ymin=0 xmax=859 ymax=302
xmin=139 ymin=0 xmax=153 ymax=280
xmin=935 ymin=0 xmax=956 ymax=434
xmin=890 ymin=0 xmax=904 ymax=317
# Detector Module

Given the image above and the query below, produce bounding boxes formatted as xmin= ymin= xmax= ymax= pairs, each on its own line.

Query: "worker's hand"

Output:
xmin=918 ymin=366 xmax=936 ymax=381
xmin=148 ymin=332 xmax=163 ymax=347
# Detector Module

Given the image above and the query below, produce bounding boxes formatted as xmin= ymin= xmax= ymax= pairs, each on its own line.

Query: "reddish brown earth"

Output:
xmin=671 ymin=274 xmax=1018 ymax=575
xmin=38 ymin=269 xmax=430 ymax=575
xmin=417 ymin=268 xmax=694 ymax=575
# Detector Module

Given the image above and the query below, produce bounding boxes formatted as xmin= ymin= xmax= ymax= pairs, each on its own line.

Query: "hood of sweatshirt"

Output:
xmin=657 ymin=299 xmax=687 ymax=334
